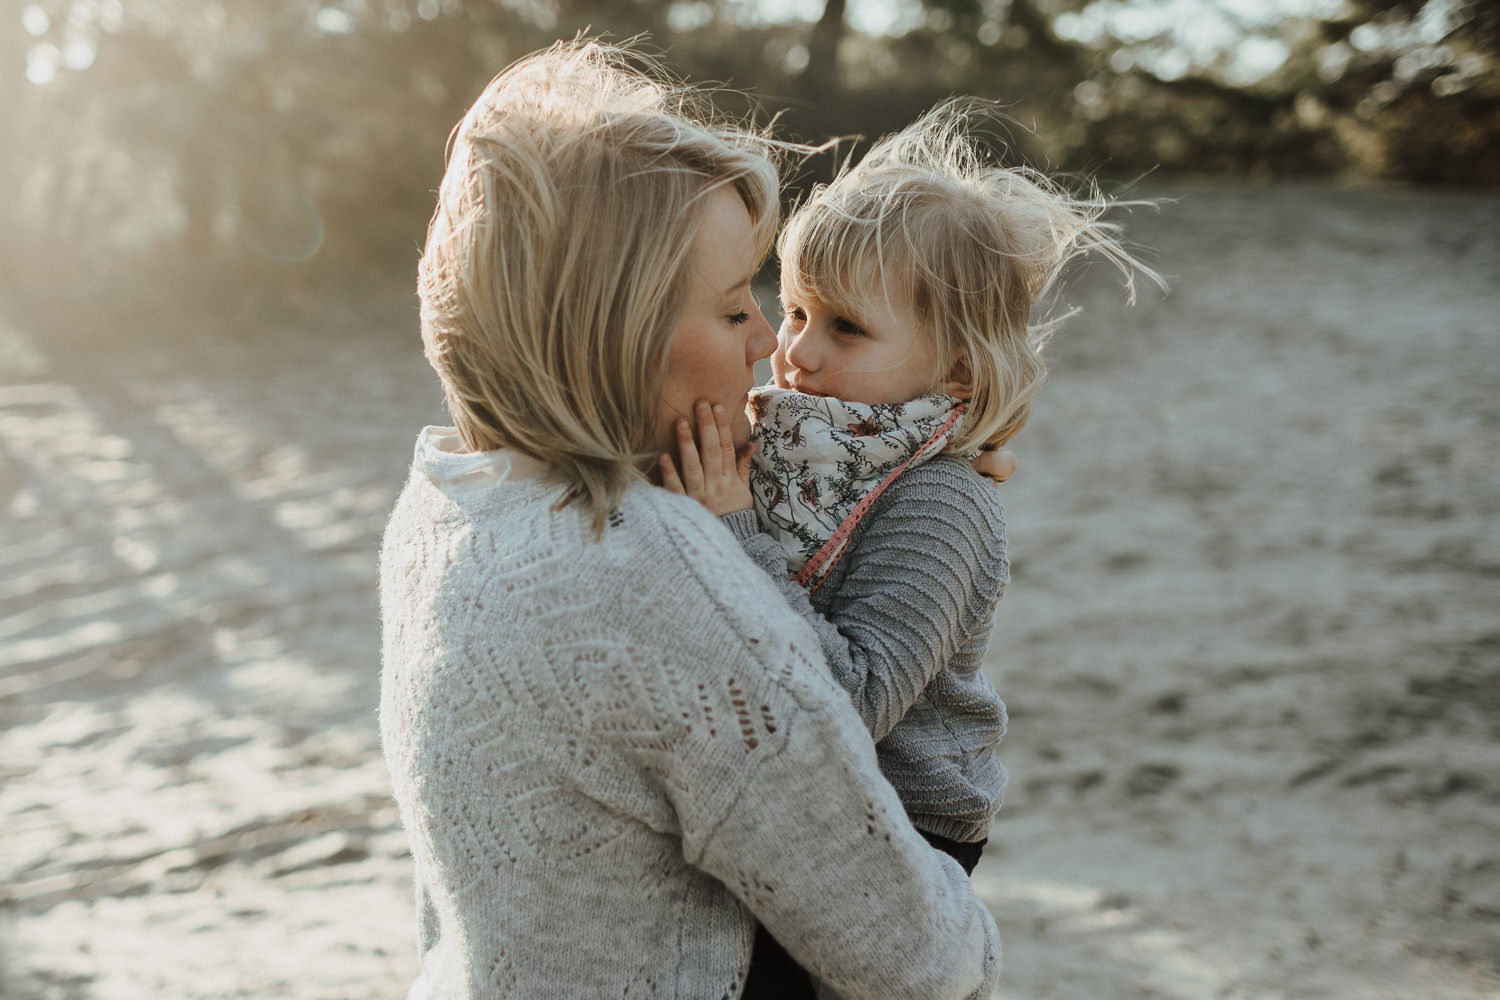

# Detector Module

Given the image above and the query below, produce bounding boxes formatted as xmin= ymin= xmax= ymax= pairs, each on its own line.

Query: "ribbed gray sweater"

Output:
xmin=724 ymin=456 xmax=1009 ymax=844
xmin=378 ymin=432 xmax=1000 ymax=1000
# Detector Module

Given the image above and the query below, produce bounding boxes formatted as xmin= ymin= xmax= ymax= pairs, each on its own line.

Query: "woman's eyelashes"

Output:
xmin=728 ymin=311 xmax=751 ymax=325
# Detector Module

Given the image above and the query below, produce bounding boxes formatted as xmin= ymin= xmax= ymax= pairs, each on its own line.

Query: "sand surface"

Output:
xmin=2 ymin=180 xmax=1498 ymax=998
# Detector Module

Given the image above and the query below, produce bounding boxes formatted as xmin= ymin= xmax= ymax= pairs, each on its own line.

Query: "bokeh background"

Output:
xmin=3 ymin=2 xmax=1499 ymax=998
xmin=3 ymin=0 xmax=1496 ymax=301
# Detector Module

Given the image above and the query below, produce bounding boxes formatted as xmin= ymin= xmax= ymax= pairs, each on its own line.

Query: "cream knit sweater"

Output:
xmin=379 ymin=428 xmax=1000 ymax=1000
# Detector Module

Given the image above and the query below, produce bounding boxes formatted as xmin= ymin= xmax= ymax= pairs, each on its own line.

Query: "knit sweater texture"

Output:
xmin=378 ymin=428 xmax=1000 ymax=1000
xmin=723 ymin=455 xmax=1010 ymax=844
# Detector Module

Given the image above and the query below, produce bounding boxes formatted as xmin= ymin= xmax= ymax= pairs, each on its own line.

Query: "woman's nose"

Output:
xmin=746 ymin=307 xmax=777 ymax=363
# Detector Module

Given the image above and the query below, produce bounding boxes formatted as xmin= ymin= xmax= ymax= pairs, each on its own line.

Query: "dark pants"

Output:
xmin=740 ymin=831 xmax=986 ymax=999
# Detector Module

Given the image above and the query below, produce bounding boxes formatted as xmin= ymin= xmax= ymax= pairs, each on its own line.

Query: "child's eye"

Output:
xmin=833 ymin=317 xmax=866 ymax=336
xmin=784 ymin=306 xmax=807 ymax=326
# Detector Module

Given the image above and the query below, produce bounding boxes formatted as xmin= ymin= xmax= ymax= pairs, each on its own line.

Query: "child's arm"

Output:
xmin=726 ymin=460 xmax=1008 ymax=742
xmin=664 ymin=404 xmax=1006 ymax=742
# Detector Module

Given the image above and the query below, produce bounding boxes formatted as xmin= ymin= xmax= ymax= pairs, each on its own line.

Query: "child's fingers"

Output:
xmin=694 ymin=401 xmax=725 ymax=480
xmin=659 ymin=453 xmax=685 ymax=494
xmin=711 ymin=403 xmax=738 ymax=473
xmin=972 ymin=447 xmax=1018 ymax=484
xmin=674 ymin=418 xmax=706 ymax=494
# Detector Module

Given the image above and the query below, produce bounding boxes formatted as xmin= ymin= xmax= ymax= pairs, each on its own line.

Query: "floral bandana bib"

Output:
xmin=748 ymin=387 xmax=967 ymax=591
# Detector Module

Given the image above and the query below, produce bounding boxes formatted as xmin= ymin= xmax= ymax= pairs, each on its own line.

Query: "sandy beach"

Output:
xmin=2 ymin=179 xmax=1497 ymax=998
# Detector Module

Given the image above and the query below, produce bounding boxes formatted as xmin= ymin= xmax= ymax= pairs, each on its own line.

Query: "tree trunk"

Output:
xmin=792 ymin=0 xmax=847 ymax=104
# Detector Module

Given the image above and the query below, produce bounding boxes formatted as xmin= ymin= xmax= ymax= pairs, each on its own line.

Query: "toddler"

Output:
xmin=662 ymin=100 xmax=1156 ymax=996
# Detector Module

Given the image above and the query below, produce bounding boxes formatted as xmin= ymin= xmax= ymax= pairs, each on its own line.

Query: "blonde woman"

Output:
xmin=378 ymin=41 xmax=1000 ymax=999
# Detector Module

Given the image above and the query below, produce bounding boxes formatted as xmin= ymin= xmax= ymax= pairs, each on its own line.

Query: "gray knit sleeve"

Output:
xmin=722 ymin=458 xmax=1007 ymax=741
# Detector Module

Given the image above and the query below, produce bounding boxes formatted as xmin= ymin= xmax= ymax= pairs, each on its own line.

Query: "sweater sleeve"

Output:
xmin=689 ymin=696 xmax=1001 ymax=1000
xmin=721 ymin=459 xmax=1008 ymax=741
xmin=628 ymin=494 xmax=1001 ymax=1000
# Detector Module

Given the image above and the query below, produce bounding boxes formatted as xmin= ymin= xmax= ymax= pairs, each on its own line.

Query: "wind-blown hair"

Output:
xmin=418 ymin=39 xmax=780 ymax=532
xmin=778 ymin=100 xmax=1161 ymax=453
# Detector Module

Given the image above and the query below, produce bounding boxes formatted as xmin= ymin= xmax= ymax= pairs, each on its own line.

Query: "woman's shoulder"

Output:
xmin=612 ymin=483 xmax=760 ymax=578
xmin=613 ymin=485 xmax=820 ymax=624
xmin=605 ymin=485 xmax=848 ymax=707
xmin=389 ymin=477 xmax=843 ymax=711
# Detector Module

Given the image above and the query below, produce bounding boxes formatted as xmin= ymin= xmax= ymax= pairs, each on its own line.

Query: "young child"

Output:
xmin=661 ymin=100 xmax=1155 ymax=995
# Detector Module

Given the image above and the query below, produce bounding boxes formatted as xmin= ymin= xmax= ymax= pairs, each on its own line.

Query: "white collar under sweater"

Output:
xmin=413 ymin=425 xmax=551 ymax=494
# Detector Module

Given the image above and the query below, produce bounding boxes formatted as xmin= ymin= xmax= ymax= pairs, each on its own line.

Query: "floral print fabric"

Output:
xmin=748 ymin=387 xmax=967 ymax=589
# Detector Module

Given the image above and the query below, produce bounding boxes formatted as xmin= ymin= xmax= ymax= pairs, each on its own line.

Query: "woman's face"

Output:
xmin=656 ymin=189 xmax=776 ymax=453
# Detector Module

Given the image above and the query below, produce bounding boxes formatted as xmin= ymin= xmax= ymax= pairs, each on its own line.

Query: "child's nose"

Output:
xmin=784 ymin=330 xmax=817 ymax=371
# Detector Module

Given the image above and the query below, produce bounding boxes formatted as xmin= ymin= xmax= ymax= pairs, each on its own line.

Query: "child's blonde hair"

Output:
xmin=778 ymin=100 xmax=1159 ymax=453
xmin=419 ymin=39 xmax=780 ymax=532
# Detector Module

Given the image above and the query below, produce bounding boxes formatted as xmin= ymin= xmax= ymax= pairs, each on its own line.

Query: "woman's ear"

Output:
xmin=942 ymin=353 xmax=974 ymax=400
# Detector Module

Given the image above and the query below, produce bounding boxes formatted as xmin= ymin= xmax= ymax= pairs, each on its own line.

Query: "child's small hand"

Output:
xmin=659 ymin=400 xmax=755 ymax=516
xmin=972 ymin=447 xmax=1018 ymax=485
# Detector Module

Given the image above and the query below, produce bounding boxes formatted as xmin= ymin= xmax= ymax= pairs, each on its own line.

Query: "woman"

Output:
xmin=379 ymin=40 xmax=1000 ymax=999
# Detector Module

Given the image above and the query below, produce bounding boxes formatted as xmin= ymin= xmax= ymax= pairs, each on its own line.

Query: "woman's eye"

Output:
xmin=728 ymin=311 xmax=751 ymax=326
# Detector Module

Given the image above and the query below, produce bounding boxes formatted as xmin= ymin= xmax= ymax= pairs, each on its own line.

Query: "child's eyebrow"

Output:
xmin=826 ymin=300 xmax=872 ymax=327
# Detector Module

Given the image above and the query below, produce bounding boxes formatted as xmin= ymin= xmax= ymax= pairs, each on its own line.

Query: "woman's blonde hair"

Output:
xmin=418 ymin=39 xmax=780 ymax=532
xmin=778 ymin=100 xmax=1162 ymax=453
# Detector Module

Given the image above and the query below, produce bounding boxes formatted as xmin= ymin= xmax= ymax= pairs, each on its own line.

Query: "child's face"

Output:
xmin=773 ymin=283 xmax=964 ymax=405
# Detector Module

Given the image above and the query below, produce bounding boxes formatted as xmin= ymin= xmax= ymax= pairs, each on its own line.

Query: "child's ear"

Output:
xmin=942 ymin=354 xmax=974 ymax=400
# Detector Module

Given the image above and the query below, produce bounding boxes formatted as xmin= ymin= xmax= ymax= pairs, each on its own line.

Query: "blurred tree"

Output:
xmin=6 ymin=0 xmax=543 ymax=293
xmin=2 ymin=0 xmax=1493 ymax=310
xmin=999 ymin=0 xmax=1500 ymax=183
xmin=730 ymin=0 xmax=1496 ymax=184
xmin=791 ymin=0 xmax=846 ymax=104
xmin=0 ymin=11 xmax=26 ymax=284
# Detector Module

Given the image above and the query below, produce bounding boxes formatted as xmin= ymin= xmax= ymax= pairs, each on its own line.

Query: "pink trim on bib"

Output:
xmin=794 ymin=403 xmax=967 ymax=592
